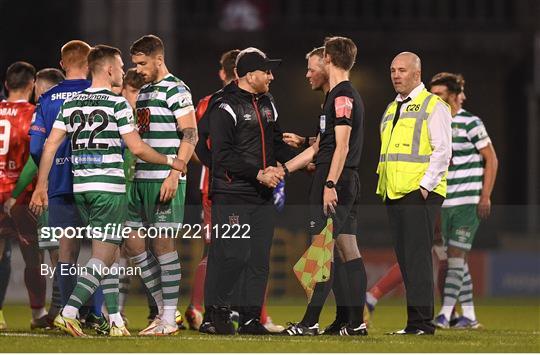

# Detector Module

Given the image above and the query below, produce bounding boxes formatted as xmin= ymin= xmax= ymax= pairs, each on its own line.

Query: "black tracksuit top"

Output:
xmin=207 ymin=83 xmax=295 ymax=199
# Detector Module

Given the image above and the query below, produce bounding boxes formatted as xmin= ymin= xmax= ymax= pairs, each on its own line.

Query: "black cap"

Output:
xmin=236 ymin=50 xmax=282 ymax=77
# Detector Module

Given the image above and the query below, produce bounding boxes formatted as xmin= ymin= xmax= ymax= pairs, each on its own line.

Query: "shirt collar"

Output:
xmin=395 ymin=82 xmax=425 ymax=102
xmin=86 ymin=87 xmax=109 ymax=92
xmin=2 ymin=99 xmax=28 ymax=103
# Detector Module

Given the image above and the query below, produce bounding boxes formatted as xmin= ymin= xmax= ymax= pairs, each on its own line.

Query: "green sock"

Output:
xmin=440 ymin=257 xmax=464 ymax=320
xmin=65 ymin=258 xmax=105 ymax=315
xmin=131 ymin=251 xmax=163 ymax=311
xmin=101 ymin=262 xmax=120 ymax=314
xmin=458 ymin=262 xmax=476 ymax=321
xmin=158 ymin=252 xmax=181 ymax=325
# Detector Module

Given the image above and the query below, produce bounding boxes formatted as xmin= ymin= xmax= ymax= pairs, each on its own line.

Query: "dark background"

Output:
xmin=1 ymin=0 xmax=538 ymax=248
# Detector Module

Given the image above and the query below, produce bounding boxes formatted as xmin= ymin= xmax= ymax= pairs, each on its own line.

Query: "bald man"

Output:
xmin=376 ymin=52 xmax=452 ymax=335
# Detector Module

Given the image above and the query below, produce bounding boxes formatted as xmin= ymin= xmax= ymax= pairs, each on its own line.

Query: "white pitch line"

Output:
xmin=0 ymin=333 xmax=367 ymax=343
xmin=0 ymin=333 xmax=55 ymax=337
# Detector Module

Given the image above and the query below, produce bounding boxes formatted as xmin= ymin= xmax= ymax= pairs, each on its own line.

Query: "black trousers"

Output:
xmin=206 ymin=193 xmax=275 ymax=320
xmin=386 ymin=189 xmax=444 ymax=333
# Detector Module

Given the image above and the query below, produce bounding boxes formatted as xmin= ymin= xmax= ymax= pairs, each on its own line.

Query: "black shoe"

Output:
xmin=281 ymin=322 xmax=320 ymax=336
xmin=449 ymin=311 xmax=461 ymax=327
xmin=339 ymin=323 xmax=368 ymax=336
xmin=213 ymin=307 xmax=236 ymax=335
xmin=387 ymin=327 xmax=434 ymax=335
xmin=237 ymin=318 xmax=271 ymax=335
xmin=199 ymin=307 xmax=216 ymax=334
xmin=85 ymin=313 xmax=110 ymax=335
xmin=199 ymin=321 xmax=216 ymax=334
xmin=323 ymin=319 xmax=347 ymax=335
xmin=30 ymin=315 xmax=54 ymax=330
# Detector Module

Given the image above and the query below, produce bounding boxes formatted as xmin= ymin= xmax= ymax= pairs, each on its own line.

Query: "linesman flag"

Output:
xmin=293 ymin=218 xmax=334 ymax=302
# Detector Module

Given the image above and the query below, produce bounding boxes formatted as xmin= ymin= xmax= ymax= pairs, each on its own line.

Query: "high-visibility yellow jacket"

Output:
xmin=376 ymin=88 xmax=448 ymax=200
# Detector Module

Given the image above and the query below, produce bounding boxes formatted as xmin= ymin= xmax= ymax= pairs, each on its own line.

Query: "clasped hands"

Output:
xmin=256 ymin=166 xmax=285 ymax=188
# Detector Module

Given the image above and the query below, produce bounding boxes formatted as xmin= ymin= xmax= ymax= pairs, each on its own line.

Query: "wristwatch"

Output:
xmin=325 ymin=180 xmax=335 ymax=189
xmin=283 ymin=163 xmax=290 ymax=177
xmin=302 ymin=137 xmax=311 ymax=149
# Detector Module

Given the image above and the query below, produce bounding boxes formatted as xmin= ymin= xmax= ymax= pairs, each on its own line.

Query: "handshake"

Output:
xmin=257 ymin=166 xmax=286 ymax=188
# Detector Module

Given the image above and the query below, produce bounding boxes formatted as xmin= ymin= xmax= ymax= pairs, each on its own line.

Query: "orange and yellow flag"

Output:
xmin=293 ymin=218 xmax=334 ymax=302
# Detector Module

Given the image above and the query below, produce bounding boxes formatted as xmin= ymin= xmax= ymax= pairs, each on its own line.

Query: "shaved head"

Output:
xmin=394 ymin=52 xmax=421 ymax=71
xmin=390 ymin=51 xmax=422 ymax=97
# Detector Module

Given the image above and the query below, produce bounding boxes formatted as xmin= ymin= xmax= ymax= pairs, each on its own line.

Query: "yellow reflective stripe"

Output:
xmin=379 ymin=154 xmax=430 ymax=163
xmin=380 ymin=94 xmax=433 ymax=164
xmin=411 ymin=94 xmax=433 ymax=156
xmin=382 ymin=114 xmax=393 ymax=125
xmin=380 ymin=101 xmax=395 ymax=130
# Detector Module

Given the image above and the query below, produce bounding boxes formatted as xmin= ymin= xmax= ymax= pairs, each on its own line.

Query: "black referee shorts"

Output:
xmin=308 ymin=165 xmax=360 ymax=237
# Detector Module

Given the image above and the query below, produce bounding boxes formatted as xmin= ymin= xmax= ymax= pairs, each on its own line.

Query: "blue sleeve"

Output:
xmin=29 ymin=98 xmax=48 ymax=164
xmin=29 ymin=98 xmax=48 ymax=136
xmin=30 ymin=134 xmax=46 ymax=165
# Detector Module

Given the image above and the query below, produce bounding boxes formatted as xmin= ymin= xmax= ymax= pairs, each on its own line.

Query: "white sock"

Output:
xmin=62 ymin=305 xmax=78 ymax=319
xmin=366 ymin=292 xmax=378 ymax=306
xmin=108 ymin=312 xmax=125 ymax=327
xmin=461 ymin=305 xmax=476 ymax=321
xmin=459 ymin=263 xmax=477 ymax=321
xmin=440 ymin=257 xmax=465 ymax=320
xmin=162 ymin=306 xmax=176 ymax=326
xmin=32 ymin=307 xmax=47 ymax=320
xmin=157 ymin=252 xmax=180 ymax=326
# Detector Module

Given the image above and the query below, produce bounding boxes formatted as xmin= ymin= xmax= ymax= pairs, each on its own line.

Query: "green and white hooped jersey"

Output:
xmin=443 ymin=109 xmax=491 ymax=207
xmin=53 ymin=88 xmax=135 ymax=194
xmin=134 ymin=74 xmax=194 ymax=181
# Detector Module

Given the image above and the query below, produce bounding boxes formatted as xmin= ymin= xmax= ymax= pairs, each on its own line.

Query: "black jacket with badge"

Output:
xmin=208 ymin=83 xmax=295 ymax=199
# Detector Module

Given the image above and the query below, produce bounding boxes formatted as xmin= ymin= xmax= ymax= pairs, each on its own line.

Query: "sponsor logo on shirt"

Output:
xmin=51 ymin=91 xmax=78 ymax=101
xmin=55 ymin=157 xmax=71 ymax=165
xmin=72 ymin=155 xmax=102 ymax=164
xmin=30 ymin=125 xmax=46 ymax=134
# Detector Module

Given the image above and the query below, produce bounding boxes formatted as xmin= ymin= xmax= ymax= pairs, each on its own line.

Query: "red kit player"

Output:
xmin=0 ymin=61 xmax=48 ymax=330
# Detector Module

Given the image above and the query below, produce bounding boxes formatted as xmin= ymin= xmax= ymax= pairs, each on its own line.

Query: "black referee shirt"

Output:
xmin=315 ymin=80 xmax=364 ymax=169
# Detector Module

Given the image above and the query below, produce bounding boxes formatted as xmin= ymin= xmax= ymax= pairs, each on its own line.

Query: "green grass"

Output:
xmin=1 ymin=297 xmax=539 ymax=352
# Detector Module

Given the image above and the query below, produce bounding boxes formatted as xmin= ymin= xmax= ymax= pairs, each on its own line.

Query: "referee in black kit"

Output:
xmin=204 ymin=47 xmax=296 ymax=335
xmin=282 ymin=36 xmax=368 ymax=336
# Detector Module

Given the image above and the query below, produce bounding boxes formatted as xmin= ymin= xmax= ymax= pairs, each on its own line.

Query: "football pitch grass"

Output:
xmin=0 ymin=297 xmax=538 ymax=352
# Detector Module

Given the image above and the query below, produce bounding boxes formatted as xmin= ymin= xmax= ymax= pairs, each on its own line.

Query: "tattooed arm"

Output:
xmin=181 ymin=127 xmax=198 ymax=147
xmin=176 ymin=111 xmax=198 ymax=167
xmin=159 ymin=110 xmax=198 ymax=202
